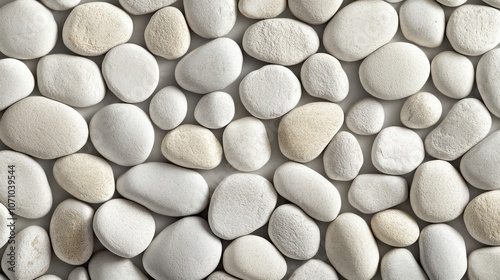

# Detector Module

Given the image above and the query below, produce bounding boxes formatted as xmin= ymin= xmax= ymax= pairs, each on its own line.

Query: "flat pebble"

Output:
xmin=149 ymin=86 xmax=187 ymax=130
xmin=118 ymin=0 xmax=176 ymax=15
xmin=289 ymin=259 xmax=339 ymax=280
xmin=68 ymin=267 xmax=90 ymax=280
xmin=207 ymin=271 xmax=239 ymax=280
xmin=431 ymin=51 xmax=474 ymax=99
xmin=243 ymin=18 xmax=319 ymax=66
xmin=240 ymin=64 xmax=301 ymax=119
xmin=468 ymin=246 xmax=500 ymax=280
xmin=90 ymin=103 xmax=155 ymax=166
xmin=323 ymin=131 xmax=363 ymax=181
xmin=464 ymin=190 xmax=500 ymax=245
xmin=325 ymin=213 xmax=379 ymax=280
xmin=0 ymin=204 xmax=11 ymax=248
xmin=195 ymin=91 xmax=235 ymax=129
xmin=88 ymin=250 xmax=148 ymax=280
xmin=323 ymin=0 xmax=398 ymax=62
xmin=238 ymin=0 xmax=286 ymax=19
xmin=381 ymin=248 xmax=428 ymax=280
xmin=184 ymin=0 xmax=236 ymax=39
xmin=0 ymin=58 xmax=33 ymax=111
xmin=436 ymin=0 xmax=467 ymax=6
xmin=288 ymin=0 xmax=342 ymax=25
xmin=399 ymin=0 xmax=445 ymax=48
xmin=477 ymin=48 xmax=500 ymax=118
xmin=274 ymin=162 xmax=341 ymax=222
xmin=143 ymin=216 xmax=222 ymax=280
xmin=371 ymin=209 xmax=420 ymax=247
xmin=346 ymin=98 xmax=384 ymax=135
xmin=41 ymin=0 xmax=80 ymax=10
xmin=400 ymin=92 xmax=442 ymax=129
xmin=348 ymin=174 xmax=408 ymax=214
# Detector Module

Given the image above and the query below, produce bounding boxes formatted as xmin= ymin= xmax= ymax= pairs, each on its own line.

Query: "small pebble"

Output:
xmin=436 ymin=0 xmax=467 ymax=6
xmin=371 ymin=209 xmax=420 ymax=247
xmin=289 ymin=259 xmax=339 ymax=280
xmin=88 ymin=250 xmax=148 ymax=280
xmin=207 ymin=271 xmax=239 ymax=280
xmin=184 ymin=0 xmax=237 ymax=39
xmin=381 ymin=248 xmax=428 ymax=280
xmin=41 ymin=0 xmax=80 ymax=10
xmin=323 ymin=131 xmax=363 ymax=181
xmin=195 ymin=91 xmax=235 ymax=129
xmin=118 ymin=0 xmax=176 ymax=15
xmin=149 ymin=86 xmax=188 ymax=130
xmin=400 ymin=92 xmax=442 ymax=129
xmin=477 ymin=48 xmax=500 ymax=118
xmin=399 ymin=0 xmax=445 ymax=48
xmin=68 ymin=267 xmax=90 ymax=280
xmin=431 ymin=51 xmax=474 ymax=99
xmin=468 ymin=246 xmax=500 ymax=280
xmin=464 ymin=190 xmax=500 ymax=245
xmin=238 ymin=0 xmax=286 ymax=19
xmin=345 ymin=98 xmax=384 ymax=135
xmin=0 ymin=58 xmax=34 ymax=111
xmin=288 ymin=0 xmax=342 ymax=25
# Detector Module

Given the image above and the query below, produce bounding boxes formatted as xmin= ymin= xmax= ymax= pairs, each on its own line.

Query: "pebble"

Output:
xmin=410 ymin=160 xmax=469 ymax=223
xmin=89 ymin=103 xmax=155 ymax=166
xmin=149 ymin=86 xmax=187 ymax=130
xmin=207 ymin=271 xmax=239 ymax=280
xmin=0 ymin=0 xmax=57 ymax=59
xmin=345 ymin=98 xmax=384 ymax=135
xmin=464 ymin=190 xmax=500 ymax=245
xmin=239 ymin=64 xmax=301 ymax=119
xmin=484 ymin=0 xmax=500 ymax=8
xmin=0 ymin=204 xmax=11 ymax=248
xmin=36 ymin=275 xmax=62 ymax=280
xmin=425 ymin=98 xmax=492 ymax=161
xmin=50 ymin=199 xmax=94 ymax=265
xmin=118 ymin=0 xmax=176 ymax=15
xmin=143 ymin=216 xmax=222 ymax=280
xmin=381 ymin=248 xmax=428 ymax=280
xmin=268 ymin=204 xmax=320 ymax=260
xmin=278 ymin=102 xmax=343 ymax=162
xmin=88 ymin=250 xmax=148 ymax=280
xmin=288 ymin=0 xmax=342 ymax=25
xmin=144 ymin=6 xmax=190 ymax=60
xmin=184 ymin=0 xmax=237 ymax=39
xmin=436 ymin=0 xmax=467 ymax=6
xmin=102 ymin=43 xmax=159 ymax=103
xmin=371 ymin=209 xmax=420 ymax=247
xmin=323 ymin=131 xmax=363 ymax=181
xmin=359 ymin=42 xmax=430 ymax=100
xmin=289 ymin=259 xmax=339 ymax=280
xmin=175 ymin=38 xmax=243 ymax=94
xmin=238 ymin=0 xmax=286 ymax=19
xmin=0 ymin=58 xmax=34 ymax=111
xmin=93 ymin=198 xmax=155 ymax=258
xmin=223 ymin=235 xmax=287 ymax=280
xmin=348 ymin=174 xmax=408 ymax=214
xmin=161 ymin=124 xmax=223 ymax=169
xmin=273 ymin=162 xmax=341 ymax=222
xmin=372 ymin=126 xmax=425 ymax=175
xmin=68 ymin=267 xmax=90 ymax=280
xmin=195 ymin=91 xmax=235 ymax=129
xmin=400 ymin=92 xmax=442 ymax=129
xmin=323 ymin=0 xmax=398 ymax=62
xmin=117 ymin=162 xmax=209 ymax=216
xmin=325 ymin=213 xmax=379 ymax=280
xmin=41 ymin=0 xmax=80 ymax=10
xmin=431 ymin=51 xmax=474 ymax=99
xmin=477 ymin=48 xmax=500 ymax=118
xmin=419 ymin=224 xmax=467 ymax=280
xmin=399 ymin=0 xmax=445 ymax=48
xmin=300 ymin=53 xmax=349 ymax=102
xmin=37 ymin=54 xmax=105 ymax=107
xmin=468 ymin=246 xmax=500 ymax=280
xmin=446 ymin=4 xmax=500 ymax=56
xmin=222 ymin=117 xmax=271 ymax=172
xmin=209 ymin=173 xmax=277 ymax=240
xmin=242 ymin=18 xmax=319 ymax=66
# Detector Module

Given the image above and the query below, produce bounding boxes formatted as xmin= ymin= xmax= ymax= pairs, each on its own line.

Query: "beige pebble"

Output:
xmin=464 ymin=190 xmax=500 ymax=245
xmin=371 ymin=209 xmax=420 ymax=247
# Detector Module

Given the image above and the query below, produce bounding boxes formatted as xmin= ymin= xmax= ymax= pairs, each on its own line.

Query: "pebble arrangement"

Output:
xmin=1 ymin=0 xmax=500 ymax=279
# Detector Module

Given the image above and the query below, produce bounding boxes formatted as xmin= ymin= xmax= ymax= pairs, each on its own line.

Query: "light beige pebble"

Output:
xmin=207 ymin=271 xmax=239 ymax=280
xmin=238 ymin=0 xmax=286 ymax=19
xmin=68 ymin=267 xmax=90 ymax=280
xmin=401 ymin=92 xmax=442 ymax=129
xmin=346 ymin=98 xmax=384 ymax=135
xmin=149 ymin=86 xmax=187 ymax=130
xmin=289 ymin=259 xmax=339 ymax=280
xmin=118 ymin=0 xmax=176 ymax=15
xmin=89 ymin=250 xmax=148 ymax=280
xmin=468 ymin=246 xmax=500 ymax=280
xmin=477 ymin=48 xmax=500 ymax=118
xmin=184 ymin=0 xmax=237 ymax=39
xmin=288 ymin=0 xmax=342 ymax=25
xmin=371 ymin=209 xmax=420 ymax=247
xmin=464 ymin=190 xmax=500 ymax=245
xmin=195 ymin=91 xmax=235 ymax=129
xmin=436 ymin=0 xmax=467 ymax=6
xmin=381 ymin=248 xmax=428 ymax=280
xmin=0 ymin=204 xmax=11 ymax=249
xmin=399 ymin=0 xmax=445 ymax=48
xmin=35 ymin=275 xmax=62 ymax=280
xmin=484 ymin=0 xmax=500 ymax=8
xmin=323 ymin=131 xmax=363 ymax=181
xmin=41 ymin=0 xmax=80 ymax=10
xmin=431 ymin=51 xmax=474 ymax=99
xmin=0 ymin=58 xmax=34 ymax=111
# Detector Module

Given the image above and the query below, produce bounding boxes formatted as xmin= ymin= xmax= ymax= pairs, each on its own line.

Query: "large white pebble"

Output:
xmin=0 ymin=58 xmax=34 ymax=111
xmin=345 ymin=98 xmax=384 ymax=135
xmin=400 ymin=92 xmax=442 ymax=129
xmin=50 ymin=199 xmax=94 ymax=265
xmin=325 ymin=213 xmax=379 ymax=280
xmin=90 ymin=103 xmax=154 ymax=166
xmin=207 ymin=271 xmax=239 ymax=280
xmin=175 ymin=38 xmax=243 ymax=94
xmin=149 ymin=86 xmax=187 ymax=130
xmin=289 ymin=0 xmax=342 ymax=25
xmin=223 ymin=235 xmax=287 ymax=280
xmin=274 ymin=162 xmax=341 ymax=222
xmin=240 ymin=64 xmax=301 ymax=119
xmin=477 ymin=48 xmax=500 ymax=118
xmin=238 ymin=0 xmax=286 ymax=19
xmin=143 ymin=216 xmax=222 ymax=280
xmin=420 ymin=224 xmax=467 ymax=280
xmin=425 ymin=98 xmax=492 ymax=161
xmin=323 ymin=0 xmax=398 ymax=62
xmin=371 ymin=209 xmax=419 ymax=247
xmin=195 ymin=92 xmax=235 ymax=129
xmin=118 ymin=0 xmax=176 ymax=15
xmin=68 ymin=267 xmax=89 ymax=280
xmin=289 ymin=259 xmax=339 ymax=280
xmin=184 ymin=0 xmax=236 ymax=39
xmin=468 ymin=246 xmax=500 ymax=280
xmin=464 ymin=190 xmax=500 ymax=245
xmin=431 ymin=51 xmax=474 ymax=99
xmin=436 ymin=0 xmax=467 ymax=6
xmin=400 ymin=0 xmax=445 ymax=48
xmin=243 ymin=18 xmax=319 ymax=66
xmin=461 ymin=131 xmax=500 ymax=190
xmin=41 ymin=0 xmax=80 ymax=11
xmin=381 ymin=248 xmax=428 ymax=280
xmin=0 ymin=204 xmax=11 ymax=249
xmin=88 ymin=250 xmax=148 ymax=280
xmin=323 ymin=131 xmax=363 ymax=181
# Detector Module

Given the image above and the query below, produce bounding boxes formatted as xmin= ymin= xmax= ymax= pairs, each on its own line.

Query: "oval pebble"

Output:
xmin=431 ymin=51 xmax=474 ymax=99
xmin=323 ymin=131 xmax=363 ymax=181
xmin=274 ymin=162 xmax=341 ymax=222
xmin=371 ymin=209 xmax=420 ymax=247
xmin=468 ymin=246 xmax=500 ymax=280
xmin=207 ymin=271 xmax=239 ymax=280
xmin=345 ymin=98 xmax=384 ymax=135
xmin=89 ymin=250 xmax=148 ymax=280
xmin=400 ymin=92 xmax=442 ymax=129
xmin=36 ymin=275 xmax=62 ymax=280
xmin=323 ymin=0 xmax=398 ymax=62
xmin=464 ymin=190 xmax=500 ymax=245
xmin=477 ymin=48 xmax=500 ymax=118
xmin=149 ymin=86 xmax=187 ymax=130
xmin=399 ymin=0 xmax=445 ymax=48
xmin=143 ymin=216 xmax=222 ymax=280
xmin=41 ymin=0 xmax=80 ymax=10
xmin=325 ymin=213 xmax=379 ymax=280
xmin=68 ymin=267 xmax=90 ymax=280
xmin=90 ymin=103 xmax=155 ymax=166
xmin=118 ymin=0 xmax=176 ymax=15
xmin=238 ymin=0 xmax=286 ymax=19
xmin=50 ymin=199 xmax=94 ymax=265
xmin=288 ymin=0 xmax=342 ymax=25
xmin=381 ymin=248 xmax=428 ymax=280
xmin=425 ymin=98 xmax=492 ymax=161
xmin=195 ymin=91 xmax=235 ymax=129
xmin=289 ymin=259 xmax=339 ymax=280
xmin=0 ymin=58 xmax=34 ymax=111
xmin=184 ymin=0 xmax=236 ymax=39
xmin=242 ymin=18 xmax=319 ymax=66
xmin=240 ymin=64 xmax=301 ymax=119
xmin=436 ymin=0 xmax=467 ymax=6
xmin=0 ymin=204 xmax=11 ymax=249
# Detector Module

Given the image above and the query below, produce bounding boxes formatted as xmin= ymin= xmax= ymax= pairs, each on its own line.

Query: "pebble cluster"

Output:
xmin=0 ymin=0 xmax=499 ymax=279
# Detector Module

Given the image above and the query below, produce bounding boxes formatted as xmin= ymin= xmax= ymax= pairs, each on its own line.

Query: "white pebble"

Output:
xmin=149 ymin=86 xmax=187 ymax=130
xmin=400 ymin=92 xmax=442 ymax=129
xmin=88 ymin=250 xmax=148 ymax=280
xmin=323 ymin=131 xmax=363 ymax=181
xmin=477 ymin=48 xmax=500 ymax=118
xmin=381 ymin=248 xmax=428 ymax=280
xmin=41 ymin=0 xmax=80 ymax=10
xmin=484 ymin=0 xmax=500 ymax=8
xmin=468 ymin=246 xmax=500 ymax=280
xmin=207 ymin=271 xmax=239 ymax=280
xmin=68 ymin=267 xmax=89 ymax=280
xmin=0 ymin=204 xmax=11 ymax=249
xmin=289 ymin=259 xmax=339 ymax=280
xmin=436 ymin=0 xmax=467 ymax=6
xmin=238 ymin=0 xmax=286 ymax=19
xmin=118 ymin=0 xmax=176 ymax=15
xmin=431 ymin=50 xmax=474 ymax=99
xmin=195 ymin=91 xmax=235 ymax=129
xmin=399 ymin=0 xmax=445 ymax=48
xmin=371 ymin=209 xmax=420 ymax=247
xmin=0 ymin=58 xmax=34 ymax=111
xmin=464 ymin=190 xmax=500 ymax=245
xmin=288 ymin=0 xmax=342 ymax=25
xmin=345 ymin=98 xmax=384 ymax=135
xmin=184 ymin=0 xmax=237 ymax=39
xmin=36 ymin=275 xmax=62 ymax=280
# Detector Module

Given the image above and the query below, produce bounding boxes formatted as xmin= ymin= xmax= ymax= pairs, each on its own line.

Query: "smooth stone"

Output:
xmin=300 ymin=53 xmax=349 ymax=102
xmin=323 ymin=0 xmax=398 ymax=62
xmin=0 ymin=204 xmax=11 ymax=248
xmin=468 ymin=246 xmax=500 ymax=280
xmin=0 ymin=96 xmax=88 ymax=159
xmin=89 ymin=250 xmax=148 ymax=280
xmin=289 ymin=259 xmax=339 ymax=280
xmin=420 ymin=224 xmax=467 ymax=280
xmin=184 ymin=0 xmax=236 ymax=38
xmin=50 ymin=199 xmax=94 ymax=265
xmin=484 ymin=0 xmax=500 ymax=8
xmin=436 ymin=0 xmax=467 ymax=6
xmin=0 ymin=150 xmax=52 ymax=219
xmin=145 ymin=6 xmax=190 ymax=60
xmin=274 ymin=162 xmax=341 ymax=222
xmin=209 ymin=173 xmax=277 ymax=240
xmin=195 ymin=91 xmax=235 ymax=129
xmin=223 ymin=117 xmax=271 ymax=172
xmin=0 ymin=0 xmax=57 ymax=59
xmin=223 ymin=235 xmax=287 ymax=280
xmin=63 ymin=2 xmax=133 ymax=56
xmin=371 ymin=209 xmax=420 ymax=247
xmin=278 ymin=102 xmax=343 ymax=162
xmin=118 ymin=0 xmax=176 ymax=15
xmin=242 ymin=18 xmax=319 ymax=66
xmin=239 ymin=64 xmax=301 ymax=119
xmin=400 ymin=0 xmax=445 ymax=48
xmin=323 ymin=131 xmax=363 ymax=181
xmin=410 ymin=160 xmax=470 ymax=223
xmin=149 ymin=86 xmax=187 ymax=130
xmin=37 ymin=54 xmax=105 ymax=107
xmin=90 ymin=103 xmax=154 ymax=166
xmin=348 ymin=174 xmax=408 ymax=214
xmin=446 ymin=4 xmax=500 ymax=56
xmin=102 ymin=43 xmax=159 ymax=103
xmin=346 ymin=98 xmax=384 ymax=135
xmin=381 ymin=248 xmax=428 ymax=280
xmin=68 ymin=267 xmax=90 ymax=280
xmin=41 ymin=0 xmax=80 ymax=10
xmin=93 ymin=199 xmax=155 ymax=258
xmin=325 ymin=213 xmax=379 ymax=280
xmin=175 ymin=38 xmax=243 ymax=94
xmin=431 ymin=51 xmax=474 ymax=99
xmin=0 ymin=58 xmax=34 ymax=111
xmin=464 ymin=190 xmax=500 ymax=245
xmin=143 ymin=216 xmax=222 ymax=280
xmin=207 ymin=271 xmax=239 ymax=280
xmin=425 ymin=98 xmax=492 ymax=161
xmin=372 ymin=126 xmax=425 ymax=175
xmin=117 ymin=162 xmax=209 ymax=216
xmin=238 ymin=0 xmax=286 ymax=19
xmin=477 ymin=48 xmax=500 ymax=118
xmin=288 ymin=0 xmax=342 ymax=24
xmin=36 ymin=275 xmax=62 ymax=280
xmin=400 ymin=92 xmax=442 ymax=129
xmin=268 ymin=204 xmax=320 ymax=260
xmin=360 ymin=42 xmax=430 ymax=100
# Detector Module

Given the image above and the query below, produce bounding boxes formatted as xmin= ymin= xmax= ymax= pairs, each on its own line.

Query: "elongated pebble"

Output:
xmin=118 ymin=0 xmax=176 ymax=15
xmin=89 ymin=250 xmax=148 ymax=280
xmin=464 ymin=190 xmax=500 ymax=245
xmin=289 ymin=259 xmax=339 ymax=280
xmin=289 ymin=0 xmax=342 ymax=25
xmin=184 ymin=0 xmax=237 ymax=39
xmin=381 ymin=248 xmax=428 ymax=280
xmin=431 ymin=51 xmax=474 ymax=99
xmin=238 ymin=0 xmax=286 ymax=19
xmin=149 ymin=86 xmax=187 ymax=130
xmin=195 ymin=91 xmax=235 ymax=129
xmin=399 ymin=0 xmax=445 ymax=48
xmin=477 ymin=48 xmax=500 ymax=118
xmin=371 ymin=209 xmax=419 ymax=247
xmin=323 ymin=131 xmax=363 ymax=181
xmin=0 ymin=58 xmax=33 ymax=111
xmin=461 ymin=131 xmax=500 ymax=190
xmin=346 ymin=98 xmax=384 ymax=135
xmin=207 ymin=271 xmax=239 ymax=280
xmin=400 ymin=92 xmax=442 ymax=129
xmin=41 ymin=0 xmax=80 ymax=10
xmin=468 ymin=246 xmax=500 ymax=280
xmin=0 ymin=204 xmax=11 ymax=248
xmin=68 ymin=267 xmax=90 ymax=280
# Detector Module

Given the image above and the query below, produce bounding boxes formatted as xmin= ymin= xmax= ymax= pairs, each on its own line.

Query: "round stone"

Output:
xmin=238 ymin=0 xmax=286 ymax=19
xmin=381 ymin=249 xmax=428 ymax=280
xmin=477 ymin=48 xmax=500 ymax=118
xmin=288 ymin=0 xmax=342 ymax=25
xmin=346 ymin=98 xmax=384 ymax=135
xmin=431 ymin=51 xmax=475 ymax=99
xmin=399 ymin=0 xmax=445 ymax=48
xmin=118 ymin=0 xmax=177 ymax=15
xmin=464 ymin=190 xmax=500 ymax=245
xmin=400 ymin=92 xmax=442 ymax=129
xmin=371 ymin=209 xmax=420 ymax=247
xmin=436 ymin=0 xmax=467 ymax=6
xmin=468 ymin=246 xmax=500 ymax=280
xmin=68 ymin=267 xmax=89 ymax=280
xmin=289 ymin=259 xmax=339 ymax=280
xmin=88 ymin=250 xmax=148 ymax=280
xmin=41 ymin=0 xmax=80 ymax=10
xmin=0 ymin=58 xmax=34 ymax=111
xmin=207 ymin=271 xmax=239 ymax=280
xmin=149 ymin=86 xmax=187 ymax=130
xmin=184 ymin=0 xmax=237 ymax=39
xmin=195 ymin=91 xmax=235 ymax=129
xmin=323 ymin=131 xmax=363 ymax=181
